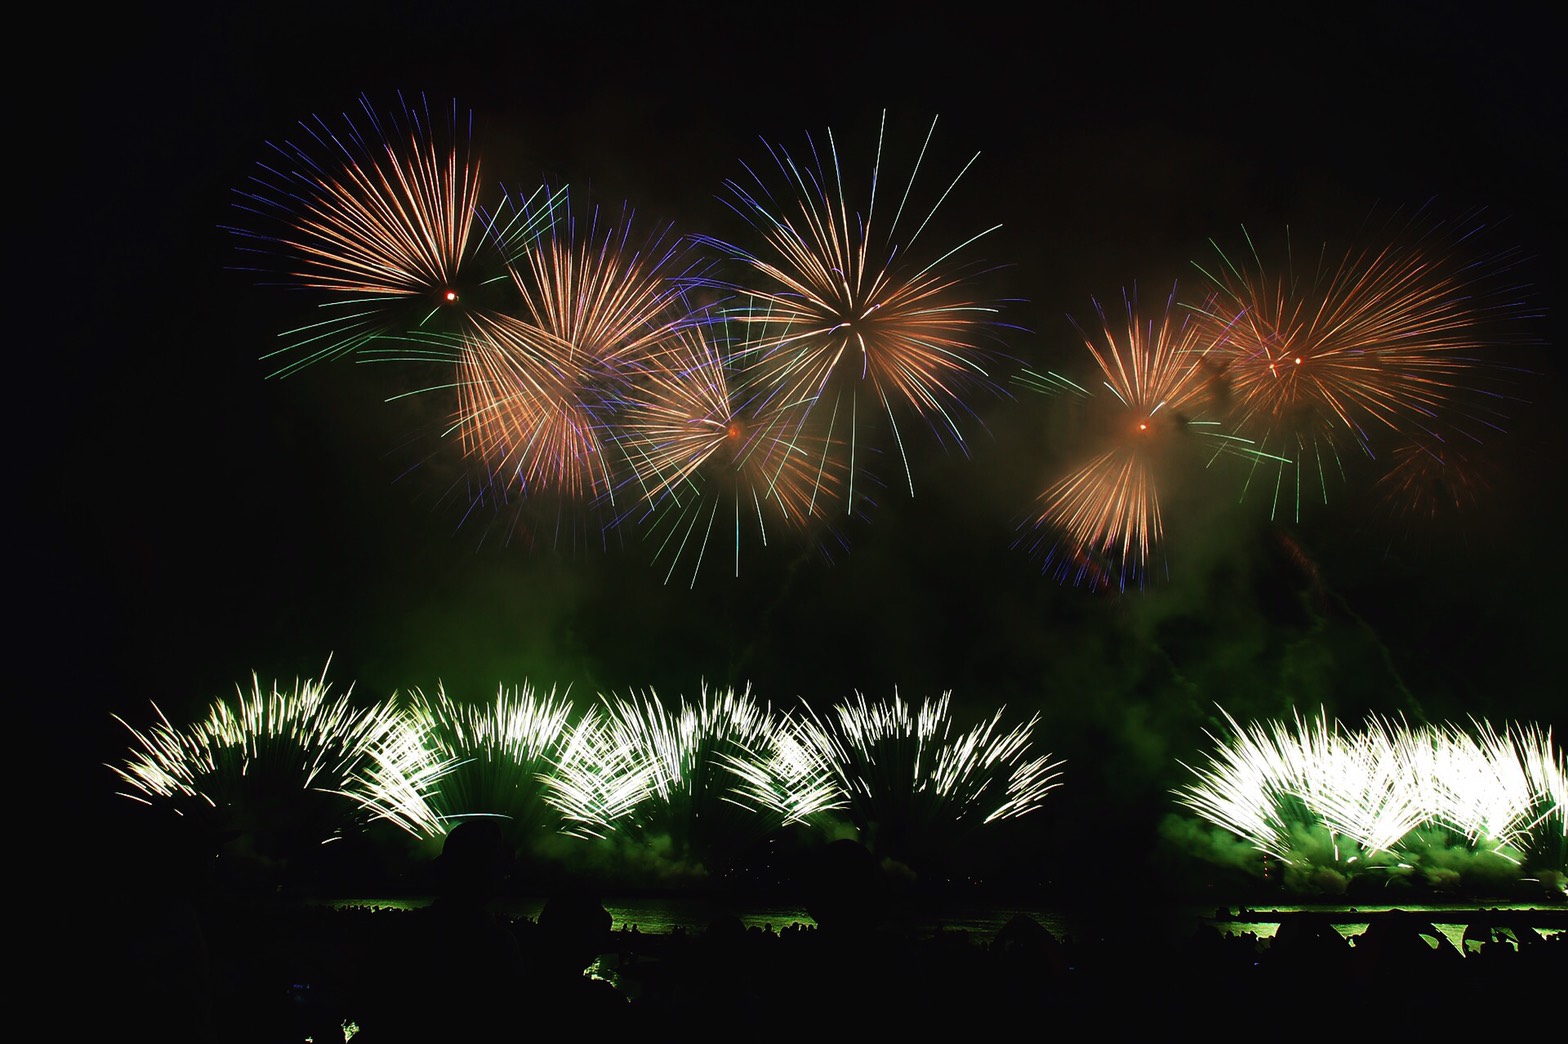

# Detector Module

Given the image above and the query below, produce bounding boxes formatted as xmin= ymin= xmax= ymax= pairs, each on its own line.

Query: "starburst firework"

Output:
xmin=1017 ymin=285 xmax=1269 ymax=589
xmin=227 ymin=92 xmax=516 ymax=375
xmin=448 ymin=191 xmax=702 ymax=517
xmin=1189 ymin=210 xmax=1531 ymax=520
xmin=613 ymin=315 xmax=851 ymax=584
xmin=699 ymin=111 xmax=1013 ymax=505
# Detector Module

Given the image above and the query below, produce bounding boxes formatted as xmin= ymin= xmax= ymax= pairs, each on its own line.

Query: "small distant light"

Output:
xmin=444 ymin=290 xmax=458 ymax=303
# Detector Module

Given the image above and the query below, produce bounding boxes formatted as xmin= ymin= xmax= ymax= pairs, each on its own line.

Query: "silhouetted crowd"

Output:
xmin=97 ymin=824 xmax=1567 ymax=1042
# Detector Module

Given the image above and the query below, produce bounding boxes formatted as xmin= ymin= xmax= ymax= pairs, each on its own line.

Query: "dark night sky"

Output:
xmin=28 ymin=3 xmax=1565 ymax=895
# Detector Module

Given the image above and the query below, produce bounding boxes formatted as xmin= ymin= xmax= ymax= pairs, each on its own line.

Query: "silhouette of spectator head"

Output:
xmin=1271 ymin=910 xmax=1351 ymax=962
xmin=802 ymin=838 xmax=889 ymax=936
xmin=434 ymin=818 xmax=513 ymax=908
xmin=705 ymin=912 xmax=746 ymax=949
xmin=1354 ymin=910 xmax=1461 ymax=980
xmin=537 ymin=890 xmax=613 ymax=974
xmin=993 ymin=913 xmax=1069 ymax=974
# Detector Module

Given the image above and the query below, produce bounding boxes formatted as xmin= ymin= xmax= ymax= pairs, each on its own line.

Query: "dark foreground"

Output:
xmin=82 ymin=820 xmax=1565 ymax=1040
xmin=97 ymin=888 xmax=1565 ymax=1042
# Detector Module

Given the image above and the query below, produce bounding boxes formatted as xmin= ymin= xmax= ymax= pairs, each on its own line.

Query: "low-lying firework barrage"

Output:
xmin=110 ymin=664 xmax=431 ymax=849
xmin=544 ymin=684 xmax=821 ymax=874
xmin=1175 ymin=706 xmax=1566 ymax=886
xmin=396 ymin=682 xmax=578 ymax=842
xmin=720 ymin=711 xmax=846 ymax=827
xmin=795 ymin=690 xmax=1064 ymax=865
xmin=1428 ymin=720 xmax=1567 ymax=858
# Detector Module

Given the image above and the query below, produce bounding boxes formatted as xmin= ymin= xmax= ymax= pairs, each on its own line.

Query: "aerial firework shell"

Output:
xmin=614 ymin=316 xmax=852 ymax=585
xmin=1370 ymin=436 xmax=1491 ymax=533
xmin=1189 ymin=209 xmax=1533 ymax=521
xmin=1018 ymin=284 xmax=1255 ymax=590
xmin=449 ymin=191 xmax=702 ymax=515
xmin=699 ymin=112 xmax=1015 ymax=505
xmin=454 ymin=309 xmax=628 ymax=504
xmin=227 ymin=93 xmax=527 ymax=375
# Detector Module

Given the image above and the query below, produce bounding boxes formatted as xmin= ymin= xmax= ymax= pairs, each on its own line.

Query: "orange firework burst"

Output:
xmin=1189 ymin=208 xmax=1530 ymax=520
xmin=1019 ymin=285 xmax=1254 ymax=589
xmin=1370 ymin=437 xmax=1492 ymax=532
xmin=450 ymin=191 xmax=700 ymax=509
xmin=453 ymin=311 xmax=622 ymax=504
xmin=228 ymin=92 xmax=521 ymax=376
xmin=699 ymin=111 xmax=1013 ymax=505
xmin=614 ymin=316 xmax=850 ymax=585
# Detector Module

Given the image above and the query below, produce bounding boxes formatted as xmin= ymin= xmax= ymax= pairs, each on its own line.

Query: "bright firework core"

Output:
xmin=112 ymin=673 xmax=1071 ymax=888
xmin=1175 ymin=706 xmax=1566 ymax=895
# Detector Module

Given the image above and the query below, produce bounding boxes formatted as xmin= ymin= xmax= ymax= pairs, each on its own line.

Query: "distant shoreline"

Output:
xmin=1207 ymin=903 xmax=1567 ymax=929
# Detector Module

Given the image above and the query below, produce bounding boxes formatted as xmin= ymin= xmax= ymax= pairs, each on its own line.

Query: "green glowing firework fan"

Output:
xmin=110 ymin=665 xmax=441 ymax=880
xmin=1175 ymin=706 xmax=1566 ymax=894
xmin=795 ymin=690 xmax=1065 ymax=871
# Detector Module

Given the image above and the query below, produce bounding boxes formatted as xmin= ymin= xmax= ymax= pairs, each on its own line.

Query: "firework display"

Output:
xmin=62 ymin=23 xmax=1568 ymax=1041
xmin=229 ymin=94 xmax=1538 ymax=589
xmin=792 ymin=690 xmax=1065 ymax=867
xmin=110 ymin=666 xmax=442 ymax=864
xmin=208 ymin=89 xmax=1556 ymax=897
xmin=1014 ymin=285 xmax=1279 ymax=589
xmin=693 ymin=111 xmax=1014 ymax=506
xmin=229 ymin=101 xmax=1025 ymax=580
xmin=1175 ymin=706 xmax=1566 ymax=890
xmin=1187 ymin=212 xmax=1530 ymax=522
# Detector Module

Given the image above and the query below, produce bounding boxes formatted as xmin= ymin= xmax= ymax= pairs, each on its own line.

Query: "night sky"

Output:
xmin=31 ymin=3 xmax=1565 ymax=901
